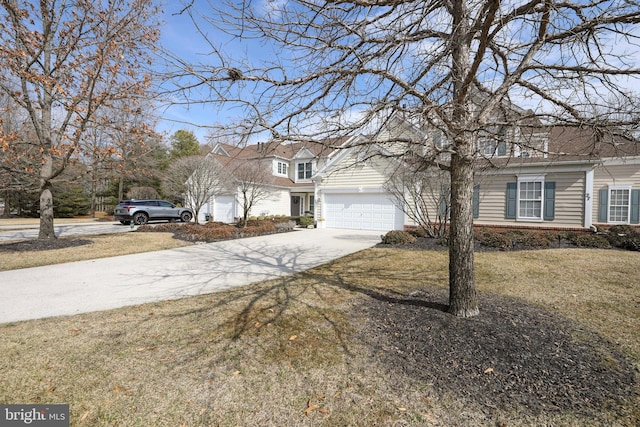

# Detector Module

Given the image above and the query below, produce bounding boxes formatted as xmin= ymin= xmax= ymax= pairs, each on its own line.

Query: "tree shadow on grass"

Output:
xmin=147 ymin=246 xmax=636 ymax=422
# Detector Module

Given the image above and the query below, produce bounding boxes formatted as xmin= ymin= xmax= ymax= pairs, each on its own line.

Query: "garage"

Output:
xmin=213 ymin=195 xmax=236 ymax=223
xmin=323 ymin=192 xmax=404 ymax=231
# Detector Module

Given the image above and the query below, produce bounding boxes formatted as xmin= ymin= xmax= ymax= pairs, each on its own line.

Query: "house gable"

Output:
xmin=211 ymin=144 xmax=230 ymax=157
xmin=293 ymin=147 xmax=315 ymax=159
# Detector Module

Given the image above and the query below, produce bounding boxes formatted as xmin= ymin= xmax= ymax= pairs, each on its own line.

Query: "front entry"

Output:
xmin=290 ymin=195 xmax=302 ymax=216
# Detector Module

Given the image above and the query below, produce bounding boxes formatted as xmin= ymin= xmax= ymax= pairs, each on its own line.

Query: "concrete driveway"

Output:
xmin=0 ymin=228 xmax=382 ymax=323
xmin=0 ymin=222 xmax=133 ymax=241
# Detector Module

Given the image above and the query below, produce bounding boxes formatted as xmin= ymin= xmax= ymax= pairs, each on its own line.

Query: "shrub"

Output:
xmin=275 ymin=220 xmax=296 ymax=232
xmin=298 ymin=216 xmax=314 ymax=227
xmin=514 ymin=232 xmax=551 ymax=249
xmin=202 ymin=221 xmax=227 ymax=228
xmin=605 ymin=225 xmax=640 ymax=251
xmin=381 ymin=230 xmax=417 ymax=245
xmin=198 ymin=227 xmax=235 ymax=240
xmin=139 ymin=223 xmax=182 ymax=232
xmin=408 ymin=227 xmax=429 ymax=238
xmin=567 ymin=233 xmax=612 ymax=249
xmin=475 ymin=229 xmax=513 ymax=249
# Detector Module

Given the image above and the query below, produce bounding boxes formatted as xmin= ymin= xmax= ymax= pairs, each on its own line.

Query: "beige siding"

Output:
xmin=475 ymin=171 xmax=585 ymax=228
xmin=320 ymin=154 xmax=394 ymax=189
xmin=592 ymin=163 xmax=640 ymax=223
xmin=550 ymin=172 xmax=586 ymax=226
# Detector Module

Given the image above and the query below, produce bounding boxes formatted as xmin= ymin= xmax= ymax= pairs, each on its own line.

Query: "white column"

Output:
xmin=584 ymin=169 xmax=594 ymax=228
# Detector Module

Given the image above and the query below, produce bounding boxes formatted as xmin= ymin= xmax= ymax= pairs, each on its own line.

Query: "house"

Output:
xmin=312 ymin=114 xmax=640 ymax=231
xmin=473 ymin=126 xmax=640 ymax=230
xmin=199 ymin=140 xmax=332 ymax=223
xmin=198 ymin=111 xmax=639 ymax=231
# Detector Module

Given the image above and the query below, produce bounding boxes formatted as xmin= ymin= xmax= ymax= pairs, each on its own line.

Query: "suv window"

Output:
xmin=158 ymin=201 xmax=174 ymax=208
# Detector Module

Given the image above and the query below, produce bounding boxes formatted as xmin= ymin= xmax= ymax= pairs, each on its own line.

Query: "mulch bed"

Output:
xmin=377 ymin=235 xmax=583 ymax=252
xmin=0 ymin=238 xmax=93 ymax=252
xmin=354 ymin=286 xmax=637 ymax=420
xmin=369 ymin=235 xmax=638 ymax=419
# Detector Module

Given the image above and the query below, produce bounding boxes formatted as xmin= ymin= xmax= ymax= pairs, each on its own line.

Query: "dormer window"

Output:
xmin=297 ymin=162 xmax=313 ymax=179
xmin=478 ymin=139 xmax=507 ymax=157
xmin=277 ymin=161 xmax=288 ymax=176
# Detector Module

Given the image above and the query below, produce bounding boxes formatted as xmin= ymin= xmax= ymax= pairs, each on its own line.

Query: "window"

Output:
xmin=599 ymin=186 xmax=640 ymax=224
xmin=506 ymin=176 xmax=555 ymax=221
xmin=297 ymin=162 xmax=313 ymax=180
xmin=519 ymin=180 xmax=543 ymax=219
xmin=608 ymin=187 xmax=630 ymax=223
xmin=277 ymin=161 xmax=288 ymax=176
xmin=478 ymin=139 xmax=507 ymax=157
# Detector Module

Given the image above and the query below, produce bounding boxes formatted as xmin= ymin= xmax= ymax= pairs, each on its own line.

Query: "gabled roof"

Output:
xmin=548 ymin=126 xmax=639 ymax=159
xmin=207 ymin=140 xmax=334 ymax=189
xmin=210 ymin=140 xmax=332 ymax=161
xmin=486 ymin=126 xmax=640 ymax=168
xmin=376 ymin=108 xmax=639 ymax=164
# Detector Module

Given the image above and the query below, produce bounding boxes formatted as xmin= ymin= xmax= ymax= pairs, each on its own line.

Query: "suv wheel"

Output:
xmin=180 ymin=212 xmax=193 ymax=222
xmin=133 ymin=212 xmax=148 ymax=225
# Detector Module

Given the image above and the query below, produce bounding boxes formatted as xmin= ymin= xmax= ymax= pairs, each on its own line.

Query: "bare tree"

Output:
xmin=163 ymin=155 xmax=232 ymax=224
xmin=0 ymin=0 xmax=160 ymax=238
xmin=385 ymin=165 xmax=451 ymax=238
xmin=127 ymin=186 xmax=159 ymax=200
xmin=231 ymin=160 xmax=277 ymax=227
xmin=0 ymin=93 xmax=34 ymax=216
xmin=168 ymin=1 xmax=640 ymax=316
xmin=87 ymin=100 xmax=164 ymax=203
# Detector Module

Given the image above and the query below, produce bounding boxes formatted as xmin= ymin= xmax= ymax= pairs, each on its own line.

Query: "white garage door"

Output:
xmin=213 ymin=195 xmax=235 ymax=223
xmin=324 ymin=193 xmax=403 ymax=231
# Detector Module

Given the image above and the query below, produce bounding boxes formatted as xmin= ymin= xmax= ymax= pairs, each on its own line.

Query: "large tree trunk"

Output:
xmin=38 ymin=7 xmax=55 ymax=240
xmin=38 ymin=185 xmax=55 ymax=239
xmin=448 ymin=147 xmax=478 ymax=317
xmin=38 ymin=154 xmax=56 ymax=239
xmin=447 ymin=0 xmax=478 ymax=317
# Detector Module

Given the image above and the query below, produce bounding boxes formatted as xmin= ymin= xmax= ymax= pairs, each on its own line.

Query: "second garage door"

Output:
xmin=324 ymin=193 xmax=404 ymax=231
xmin=213 ymin=195 xmax=236 ymax=223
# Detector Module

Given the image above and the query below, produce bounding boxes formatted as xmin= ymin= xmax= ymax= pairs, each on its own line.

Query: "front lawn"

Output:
xmin=1 ymin=246 xmax=638 ymax=426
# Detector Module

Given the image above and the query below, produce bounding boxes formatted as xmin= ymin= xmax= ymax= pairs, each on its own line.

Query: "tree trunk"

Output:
xmin=2 ymin=190 xmax=9 ymax=218
xmin=448 ymin=148 xmax=478 ymax=317
xmin=38 ymin=7 xmax=55 ymax=240
xmin=38 ymin=160 xmax=56 ymax=239
xmin=447 ymin=0 xmax=478 ymax=317
xmin=90 ymin=168 xmax=97 ymax=218
xmin=118 ymin=177 xmax=124 ymax=201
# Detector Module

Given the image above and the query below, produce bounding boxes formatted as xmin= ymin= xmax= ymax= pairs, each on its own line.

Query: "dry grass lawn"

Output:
xmin=0 ymin=233 xmax=192 ymax=271
xmin=0 ymin=241 xmax=638 ymax=426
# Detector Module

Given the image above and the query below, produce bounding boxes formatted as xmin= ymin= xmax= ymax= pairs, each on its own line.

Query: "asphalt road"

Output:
xmin=0 ymin=222 xmax=136 ymax=241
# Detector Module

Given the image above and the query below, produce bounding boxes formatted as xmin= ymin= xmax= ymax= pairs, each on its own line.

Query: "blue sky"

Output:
xmin=156 ymin=1 xmax=274 ymax=145
xmin=156 ymin=3 xmax=223 ymax=144
xmin=155 ymin=1 xmax=640 ymax=145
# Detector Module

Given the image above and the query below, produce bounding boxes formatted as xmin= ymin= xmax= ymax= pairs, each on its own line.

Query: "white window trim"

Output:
xmin=296 ymin=161 xmax=313 ymax=181
xmin=607 ymin=185 xmax=632 ymax=224
xmin=516 ymin=174 xmax=545 ymax=222
xmin=275 ymin=160 xmax=288 ymax=177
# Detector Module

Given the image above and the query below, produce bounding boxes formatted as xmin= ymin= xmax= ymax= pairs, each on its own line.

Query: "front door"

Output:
xmin=290 ymin=195 xmax=301 ymax=216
